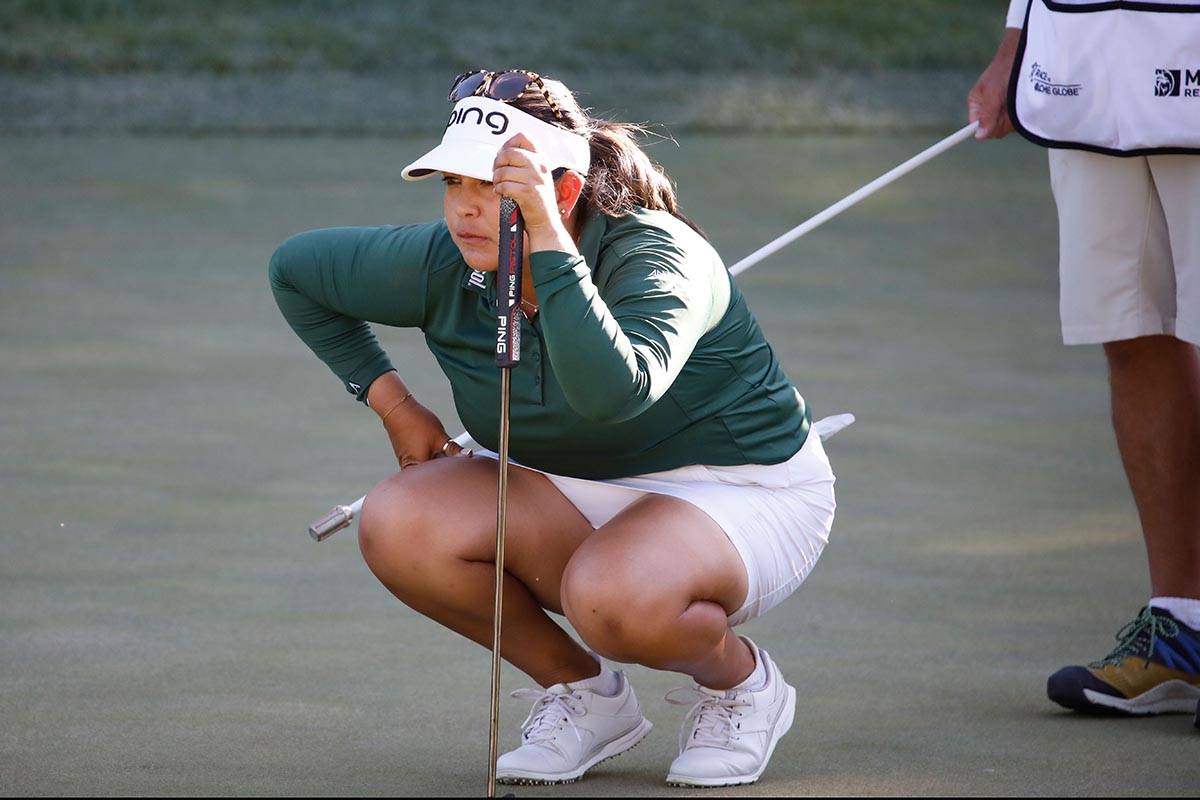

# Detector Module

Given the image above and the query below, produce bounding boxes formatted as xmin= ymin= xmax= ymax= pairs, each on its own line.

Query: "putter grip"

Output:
xmin=495 ymin=196 xmax=524 ymax=368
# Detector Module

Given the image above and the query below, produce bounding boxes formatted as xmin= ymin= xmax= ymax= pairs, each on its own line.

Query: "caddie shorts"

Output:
xmin=1048 ymin=149 xmax=1200 ymax=347
xmin=475 ymin=417 xmax=843 ymax=627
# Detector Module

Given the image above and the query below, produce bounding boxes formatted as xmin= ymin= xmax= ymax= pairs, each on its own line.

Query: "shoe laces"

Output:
xmin=665 ymin=686 xmax=751 ymax=753
xmin=1090 ymin=607 xmax=1180 ymax=668
xmin=511 ymin=688 xmax=587 ymax=756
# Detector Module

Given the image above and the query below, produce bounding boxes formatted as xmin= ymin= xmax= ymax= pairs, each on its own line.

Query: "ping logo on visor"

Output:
xmin=402 ymin=96 xmax=590 ymax=183
xmin=447 ymin=105 xmax=510 ymax=136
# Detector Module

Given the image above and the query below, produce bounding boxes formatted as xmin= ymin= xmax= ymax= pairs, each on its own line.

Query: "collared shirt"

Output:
xmin=269 ymin=207 xmax=809 ymax=479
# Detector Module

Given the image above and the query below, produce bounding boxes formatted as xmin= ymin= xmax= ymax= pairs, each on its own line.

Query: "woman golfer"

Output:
xmin=270 ymin=70 xmax=837 ymax=788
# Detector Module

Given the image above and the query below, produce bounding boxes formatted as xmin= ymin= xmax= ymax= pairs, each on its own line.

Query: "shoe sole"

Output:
xmin=1075 ymin=680 xmax=1200 ymax=716
xmin=665 ymin=684 xmax=796 ymax=788
xmin=495 ymin=717 xmax=653 ymax=786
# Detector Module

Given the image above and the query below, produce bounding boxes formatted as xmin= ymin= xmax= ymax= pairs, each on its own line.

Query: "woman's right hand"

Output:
xmin=367 ymin=371 xmax=472 ymax=469
xmin=383 ymin=398 xmax=472 ymax=469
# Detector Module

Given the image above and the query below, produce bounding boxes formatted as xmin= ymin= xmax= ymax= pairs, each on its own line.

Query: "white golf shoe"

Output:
xmin=665 ymin=638 xmax=796 ymax=787
xmin=495 ymin=669 xmax=653 ymax=785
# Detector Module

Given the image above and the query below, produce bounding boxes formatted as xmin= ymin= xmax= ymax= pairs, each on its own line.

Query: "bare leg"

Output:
xmin=1104 ymin=335 xmax=1200 ymax=599
xmin=358 ymin=456 xmax=600 ymax=687
xmin=560 ymin=494 xmax=755 ymax=690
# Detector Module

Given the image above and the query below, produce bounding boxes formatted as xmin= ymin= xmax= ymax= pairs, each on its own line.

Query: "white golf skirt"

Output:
xmin=474 ymin=414 xmax=848 ymax=626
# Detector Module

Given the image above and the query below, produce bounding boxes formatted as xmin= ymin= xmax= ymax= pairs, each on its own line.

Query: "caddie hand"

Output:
xmin=968 ymin=28 xmax=1021 ymax=140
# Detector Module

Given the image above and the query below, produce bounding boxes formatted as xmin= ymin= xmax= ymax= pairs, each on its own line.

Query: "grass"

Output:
xmin=5 ymin=132 xmax=1197 ymax=795
xmin=2 ymin=0 xmax=1009 ymax=76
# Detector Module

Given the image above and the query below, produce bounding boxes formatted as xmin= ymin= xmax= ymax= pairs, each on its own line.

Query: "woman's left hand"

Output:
xmin=492 ymin=134 xmax=562 ymax=235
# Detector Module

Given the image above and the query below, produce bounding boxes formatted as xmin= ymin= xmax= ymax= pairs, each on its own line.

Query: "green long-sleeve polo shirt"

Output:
xmin=269 ymin=207 xmax=809 ymax=479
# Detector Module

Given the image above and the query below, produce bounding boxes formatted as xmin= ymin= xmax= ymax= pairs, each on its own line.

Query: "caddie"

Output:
xmin=969 ymin=0 xmax=1200 ymax=724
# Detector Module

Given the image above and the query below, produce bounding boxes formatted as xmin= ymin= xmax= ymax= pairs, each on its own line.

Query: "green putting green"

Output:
xmin=1 ymin=134 xmax=1195 ymax=795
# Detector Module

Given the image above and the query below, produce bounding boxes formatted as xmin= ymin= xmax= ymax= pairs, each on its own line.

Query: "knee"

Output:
xmin=1104 ymin=334 xmax=1188 ymax=371
xmin=1104 ymin=337 xmax=1147 ymax=369
xmin=560 ymin=554 xmax=675 ymax=664
xmin=357 ymin=473 xmax=437 ymax=572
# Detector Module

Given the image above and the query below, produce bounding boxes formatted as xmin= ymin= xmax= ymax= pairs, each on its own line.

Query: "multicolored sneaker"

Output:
xmin=1047 ymin=606 xmax=1200 ymax=715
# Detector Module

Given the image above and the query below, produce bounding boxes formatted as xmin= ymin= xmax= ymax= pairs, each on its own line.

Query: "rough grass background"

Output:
xmin=2 ymin=0 xmax=1011 ymax=133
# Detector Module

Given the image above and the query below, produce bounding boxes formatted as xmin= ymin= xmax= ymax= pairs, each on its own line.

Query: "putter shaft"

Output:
xmin=487 ymin=368 xmax=511 ymax=797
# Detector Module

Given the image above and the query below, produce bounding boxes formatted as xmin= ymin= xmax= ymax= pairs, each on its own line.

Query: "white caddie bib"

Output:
xmin=1009 ymin=0 xmax=1200 ymax=155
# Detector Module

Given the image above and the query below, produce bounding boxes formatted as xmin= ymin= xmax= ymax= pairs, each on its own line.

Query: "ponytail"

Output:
xmin=510 ymin=77 xmax=706 ymax=237
xmin=581 ymin=120 xmax=705 ymax=236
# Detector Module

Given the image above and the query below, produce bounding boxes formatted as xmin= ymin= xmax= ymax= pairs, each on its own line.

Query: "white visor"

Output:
xmin=402 ymin=96 xmax=590 ymax=182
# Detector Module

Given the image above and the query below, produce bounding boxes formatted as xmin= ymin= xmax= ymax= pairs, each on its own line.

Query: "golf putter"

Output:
xmin=487 ymin=195 xmax=524 ymax=797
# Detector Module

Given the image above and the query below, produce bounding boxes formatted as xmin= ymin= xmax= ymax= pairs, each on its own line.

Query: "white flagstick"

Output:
xmin=306 ymin=122 xmax=978 ymax=542
xmin=728 ymin=121 xmax=978 ymax=277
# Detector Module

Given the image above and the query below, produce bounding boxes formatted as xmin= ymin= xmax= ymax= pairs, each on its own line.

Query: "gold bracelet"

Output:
xmin=377 ymin=391 xmax=413 ymax=425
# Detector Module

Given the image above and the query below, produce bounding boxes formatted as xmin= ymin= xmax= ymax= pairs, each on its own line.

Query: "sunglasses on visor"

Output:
xmin=448 ymin=69 xmax=567 ymax=125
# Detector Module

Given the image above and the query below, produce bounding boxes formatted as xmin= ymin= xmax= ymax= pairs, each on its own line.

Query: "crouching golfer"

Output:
xmin=269 ymin=70 xmax=837 ymax=787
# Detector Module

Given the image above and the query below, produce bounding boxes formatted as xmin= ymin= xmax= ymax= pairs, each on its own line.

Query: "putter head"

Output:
xmin=308 ymin=505 xmax=354 ymax=542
